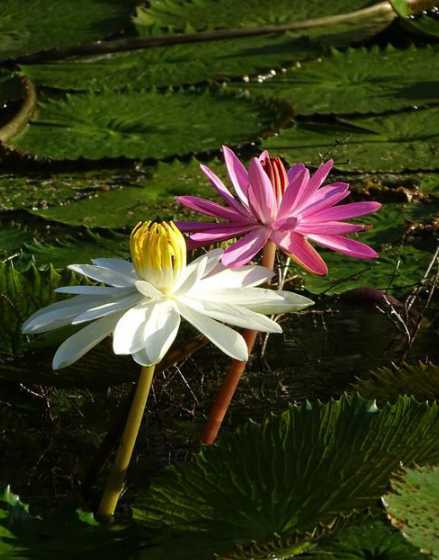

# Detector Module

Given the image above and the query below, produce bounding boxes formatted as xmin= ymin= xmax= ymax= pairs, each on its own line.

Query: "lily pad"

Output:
xmin=385 ymin=465 xmax=439 ymax=558
xmin=9 ymin=89 xmax=283 ymax=160
xmin=0 ymin=0 xmax=137 ymax=61
xmin=135 ymin=396 xmax=439 ymax=556
xmin=228 ymin=45 xmax=439 ymax=115
xmin=264 ymin=107 xmax=439 ymax=173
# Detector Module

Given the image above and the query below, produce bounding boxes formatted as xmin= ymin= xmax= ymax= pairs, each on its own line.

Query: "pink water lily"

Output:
xmin=176 ymin=146 xmax=382 ymax=275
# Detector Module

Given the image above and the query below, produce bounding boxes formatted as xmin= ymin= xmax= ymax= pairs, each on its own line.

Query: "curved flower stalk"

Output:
xmin=177 ymin=146 xmax=381 ymax=275
xmin=22 ymin=221 xmax=313 ymax=519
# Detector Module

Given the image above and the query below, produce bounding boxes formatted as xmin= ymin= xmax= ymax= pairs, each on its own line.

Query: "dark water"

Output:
xmin=1 ymin=294 xmax=437 ymax=512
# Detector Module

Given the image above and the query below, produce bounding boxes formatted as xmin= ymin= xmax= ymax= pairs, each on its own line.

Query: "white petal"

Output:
xmin=92 ymin=258 xmax=135 ymax=277
xmin=22 ymin=295 xmax=112 ymax=334
xmin=113 ymin=304 xmax=153 ymax=355
xmin=56 ymin=286 xmax=134 ymax=296
xmin=174 ymin=255 xmax=208 ymax=295
xmin=71 ymin=293 xmax=143 ymax=325
xmin=197 ymin=265 xmax=273 ymax=291
xmin=132 ymin=301 xmax=181 ymax=366
xmin=175 ymin=300 xmax=248 ymax=361
xmin=68 ymin=264 xmax=136 ymax=287
xmin=192 ymin=248 xmax=224 ymax=276
xmin=134 ymin=280 xmax=162 ymax=299
xmin=52 ymin=313 xmax=123 ymax=370
xmin=243 ymin=289 xmax=314 ymax=314
xmin=182 ymin=297 xmax=282 ymax=333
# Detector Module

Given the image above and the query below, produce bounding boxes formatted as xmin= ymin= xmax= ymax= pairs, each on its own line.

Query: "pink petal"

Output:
xmin=176 ymin=196 xmax=246 ymax=222
xmin=222 ymin=146 xmax=250 ymax=206
xmin=190 ymin=224 xmax=256 ymax=243
xmin=273 ymin=231 xmax=328 ymax=275
xmin=222 ymin=227 xmax=270 ymax=268
xmin=276 ymin=166 xmax=310 ymax=221
xmin=200 ymin=163 xmax=250 ymax=217
xmin=247 ymin=158 xmax=278 ymax=223
xmin=308 ymin=234 xmax=379 ymax=259
xmin=310 ymin=201 xmax=382 ymax=222
xmin=292 ymin=160 xmax=334 ymax=213
xmin=176 ymin=220 xmax=251 ymax=232
xmin=299 ymin=183 xmax=350 ymax=218
xmin=297 ymin=221 xmax=365 ymax=235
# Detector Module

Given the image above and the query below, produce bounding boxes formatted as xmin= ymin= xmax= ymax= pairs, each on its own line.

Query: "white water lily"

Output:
xmin=22 ymin=222 xmax=313 ymax=369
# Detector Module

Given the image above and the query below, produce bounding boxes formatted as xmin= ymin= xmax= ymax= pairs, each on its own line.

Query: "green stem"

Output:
xmin=97 ymin=364 xmax=155 ymax=521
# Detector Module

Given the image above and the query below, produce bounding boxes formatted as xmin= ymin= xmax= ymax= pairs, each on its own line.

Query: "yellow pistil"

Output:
xmin=130 ymin=221 xmax=186 ymax=289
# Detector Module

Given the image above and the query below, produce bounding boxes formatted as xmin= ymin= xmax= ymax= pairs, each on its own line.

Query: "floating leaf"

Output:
xmin=311 ymin=520 xmax=425 ymax=559
xmin=0 ymin=71 xmax=22 ymax=103
xmin=229 ymin=45 xmax=439 ymax=115
xmin=0 ymin=263 xmax=75 ymax=355
xmin=31 ymin=159 xmax=220 ymax=228
xmin=0 ymin=0 xmax=137 ymax=61
xmin=135 ymin=0 xmax=382 ymax=33
xmin=20 ymin=35 xmax=321 ymax=91
xmin=385 ymin=465 xmax=439 ymax=558
xmin=265 ymin=107 xmax=439 ymax=173
xmin=135 ymin=396 xmax=439 ymax=553
xmin=400 ymin=13 xmax=439 ymax=39
xmin=352 ymin=362 xmax=439 ymax=404
xmin=9 ymin=89 xmax=282 ymax=160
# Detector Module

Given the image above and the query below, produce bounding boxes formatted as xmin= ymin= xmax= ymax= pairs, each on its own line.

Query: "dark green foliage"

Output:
xmin=0 ymin=0 xmax=136 ymax=61
xmin=309 ymin=520 xmax=425 ymax=559
xmin=385 ymin=466 xmax=439 ymax=558
xmin=351 ymin=362 xmax=439 ymax=403
xmin=10 ymin=90 xmax=282 ymax=160
xmin=229 ymin=45 xmax=439 ymax=115
xmin=20 ymin=35 xmax=321 ymax=91
xmin=0 ymin=486 xmax=144 ymax=558
xmin=265 ymin=107 xmax=439 ymax=172
xmin=135 ymin=396 xmax=439 ymax=552
xmin=134 ymin=0 xmax=377 ymax=33
xmin=0 ymin=263 xmax=76 ymax=355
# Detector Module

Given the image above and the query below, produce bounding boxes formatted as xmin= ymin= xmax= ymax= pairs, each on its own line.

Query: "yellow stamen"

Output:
xmin=130 ymin=221 xmax=186 ymax=285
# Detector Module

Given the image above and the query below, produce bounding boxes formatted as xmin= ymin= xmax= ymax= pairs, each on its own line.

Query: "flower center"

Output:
xmin=261 ymin=156 xmax=288 ymax=203
xmin=130 ymin=221 xmax=186 ymax=291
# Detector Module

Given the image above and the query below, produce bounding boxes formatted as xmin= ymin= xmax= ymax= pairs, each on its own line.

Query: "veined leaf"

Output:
xmin=135 ymin=396 xmax=439 ymax=553
xmin=352 ymin=362 xmax=439 ymax=404
xmin=31 ymin=159 xmax=220 ymax=228
xmin=265 ymin=107 xmax=439 ymax=172
xmin=310 ymin=520 xmax=425 ymax=559
xmin=134 ymin=0 xmax=384 ymax=33
xmin=0 ymin=168 xmax=137 ymax=211
xmin=229 ymin=45 xmax=439 ymax=115
xmin=0 ymin=263 xmax=81 ymax=355
xmin=385 ymin=465 xmax=439 ymax=558
xmin=400 ymin=13 xmax=439 ymax=38
xmin=0 ymin=0 xmax=137 ymax=61
xmin=20 ymin=35 xmax=322 ymax=91
xmin=9 ymin=89 xmax=283 ymax=160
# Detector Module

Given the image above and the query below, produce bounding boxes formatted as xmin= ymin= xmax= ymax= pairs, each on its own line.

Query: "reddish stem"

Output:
xmin=201 ymin=241 xmax=277 ymax=444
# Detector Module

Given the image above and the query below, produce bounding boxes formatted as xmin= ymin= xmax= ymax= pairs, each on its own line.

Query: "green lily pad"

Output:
xmin=135 ymin=395 xmax=439 ymax=557
xmin=352 ymin=362 xmax=439 ymax=404
xmin=228 ymin=45 xmax=439 ymax=115
xmin=0 ymin=0 xmax=137 ymax=61
xmin=9 ymin=89 xmax=283 ymax=160
xmin=265 ymin=107 xmax=439 ymax=173
xmin=385 ymin=465 xmax=439 ymax=558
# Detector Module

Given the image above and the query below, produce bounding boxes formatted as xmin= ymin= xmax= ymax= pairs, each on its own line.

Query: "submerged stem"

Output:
xmin=201 ymin=241 xmax=277 ymax=445
xmin=97 ymin=364 xmax=155 ymax=521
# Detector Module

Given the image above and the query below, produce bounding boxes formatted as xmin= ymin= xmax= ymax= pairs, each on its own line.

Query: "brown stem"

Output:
xmin=201 ymin=241 xmax=277 ymax=445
